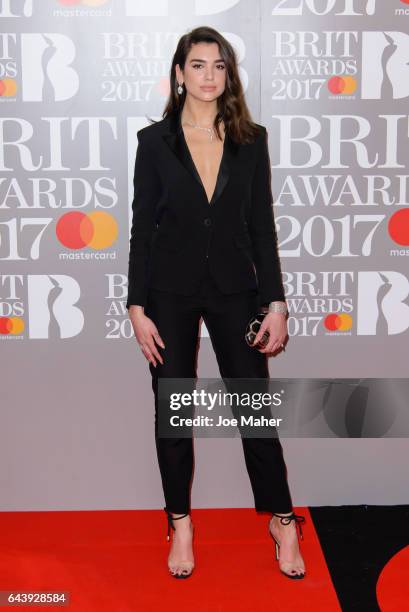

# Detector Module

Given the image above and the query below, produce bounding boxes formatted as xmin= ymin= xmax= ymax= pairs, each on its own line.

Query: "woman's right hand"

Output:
xmin=128 ymin=306 xmax=165 ymax=367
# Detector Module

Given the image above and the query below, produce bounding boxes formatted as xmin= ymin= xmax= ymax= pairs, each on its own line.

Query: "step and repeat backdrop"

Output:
xmin=1 ymin=0 xmax=408 ymax=510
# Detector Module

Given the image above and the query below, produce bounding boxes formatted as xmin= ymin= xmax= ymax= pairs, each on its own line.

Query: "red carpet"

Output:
xmin=0 ymin=508 xmax=340 ymax=611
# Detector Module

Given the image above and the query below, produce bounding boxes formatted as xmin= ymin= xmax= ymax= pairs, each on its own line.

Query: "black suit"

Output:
xmin=126 ymin=109 xmax=286 ymax=309
xmin=126 ymin=109 xmax=293 ymax=516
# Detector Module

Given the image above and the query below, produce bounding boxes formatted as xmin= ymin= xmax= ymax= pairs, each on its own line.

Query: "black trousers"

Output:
xmin=144 ymin=261 xmax=293 ymax=515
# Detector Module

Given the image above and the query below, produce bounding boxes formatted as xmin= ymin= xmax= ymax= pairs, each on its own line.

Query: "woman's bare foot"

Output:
xmin=269 ymin=512 xmax=306 ymax=578
xmin=167 ymin=513 xmax=195 ymax=577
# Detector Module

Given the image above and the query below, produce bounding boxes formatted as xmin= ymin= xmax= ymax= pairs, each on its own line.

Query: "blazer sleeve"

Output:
xmin=126 ymin=130 xmax=160 ymax=309
xmin=249 ymin=127 xmax=286 ymax=306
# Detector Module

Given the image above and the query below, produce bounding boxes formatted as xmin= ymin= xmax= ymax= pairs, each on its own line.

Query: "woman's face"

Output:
xmin=176 ymin=42 xmax=226 ymax=102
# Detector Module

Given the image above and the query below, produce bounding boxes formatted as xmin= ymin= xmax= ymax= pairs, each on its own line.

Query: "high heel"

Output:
xmin=269 ymin=512 xmax=306 ymax=580
xmin=163 ymin=506 xmax=195 ymax=579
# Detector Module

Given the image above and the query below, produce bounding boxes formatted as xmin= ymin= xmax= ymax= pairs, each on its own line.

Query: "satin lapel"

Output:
xmin=161 ymin=109 xmax=239 ymax=206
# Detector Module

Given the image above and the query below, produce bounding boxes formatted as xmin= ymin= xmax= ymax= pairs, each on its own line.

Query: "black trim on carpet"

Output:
xmin=309 ymin=505 xmax=409 ymax=612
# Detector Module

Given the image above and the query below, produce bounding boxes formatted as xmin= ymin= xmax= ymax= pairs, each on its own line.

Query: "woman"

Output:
xmin=126 ymin=26 xmax=306 ymax=580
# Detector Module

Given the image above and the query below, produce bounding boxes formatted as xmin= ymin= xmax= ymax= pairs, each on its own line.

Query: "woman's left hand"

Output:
xmin=251 ymin=312 xmax=288 ymax=354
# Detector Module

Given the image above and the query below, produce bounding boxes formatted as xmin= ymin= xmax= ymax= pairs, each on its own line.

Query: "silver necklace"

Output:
xmin=182 ymin=117 xmax=216 ymax=142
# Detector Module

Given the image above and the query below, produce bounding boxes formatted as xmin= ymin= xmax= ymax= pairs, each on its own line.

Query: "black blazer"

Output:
xmin=126 ymin=109 xmax=286 ymax=310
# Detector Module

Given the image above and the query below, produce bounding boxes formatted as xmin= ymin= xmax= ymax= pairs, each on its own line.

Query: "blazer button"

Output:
xmin=204 ymin=218 xmax=212 ymax=227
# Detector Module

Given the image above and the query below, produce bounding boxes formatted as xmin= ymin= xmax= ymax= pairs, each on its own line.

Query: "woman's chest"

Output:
xmin=183 ymin=130 xmax=225 ymax=201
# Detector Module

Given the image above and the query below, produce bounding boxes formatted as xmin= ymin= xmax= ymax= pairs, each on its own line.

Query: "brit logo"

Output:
xmin=21 ymin=33 xmax=79 ymax=102
xmin=356 ymin=271 xmax=409 ymax=335
xmin=361 ymin=31 xmax=409 ymax=100
xmin=27 ymin=274 xmax=84 ymax=339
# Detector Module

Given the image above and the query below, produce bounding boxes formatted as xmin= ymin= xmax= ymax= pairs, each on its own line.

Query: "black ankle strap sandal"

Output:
xmin=270 ymin=512 xmax=306 ymax=579
xmin=163 ymin=507 xmax=195 ymax=580
xmin=163 ymin=506 xmax=190 ymax=541
xmin=271 ymin=512 xmax=306 ymax=540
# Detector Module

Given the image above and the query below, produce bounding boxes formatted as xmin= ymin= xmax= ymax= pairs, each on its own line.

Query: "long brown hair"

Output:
xmin=153 ymin=26 xmax=262 ymax=145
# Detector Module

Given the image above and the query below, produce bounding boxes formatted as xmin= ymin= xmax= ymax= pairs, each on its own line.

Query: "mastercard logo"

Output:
xmin=57 ymin=0 xmax=109 ymax=6
xmin=388 ymin=209 xmax=409 ymax=246
xmin=0 ymin=79 xmax=17 ymax=97
xmin=324 ymin=313 xmax=352 ymax=332
xmin=56 ymin=211 xmax=118 ymax=250
xmin=327 ymin=76 xmax=357 ymax=95
xmin=0 ymin=317 xmax=25 ymax=335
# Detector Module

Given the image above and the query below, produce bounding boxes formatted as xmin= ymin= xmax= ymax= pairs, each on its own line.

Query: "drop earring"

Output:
xmin=177 ymin=82 xmax=184 ymax=95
